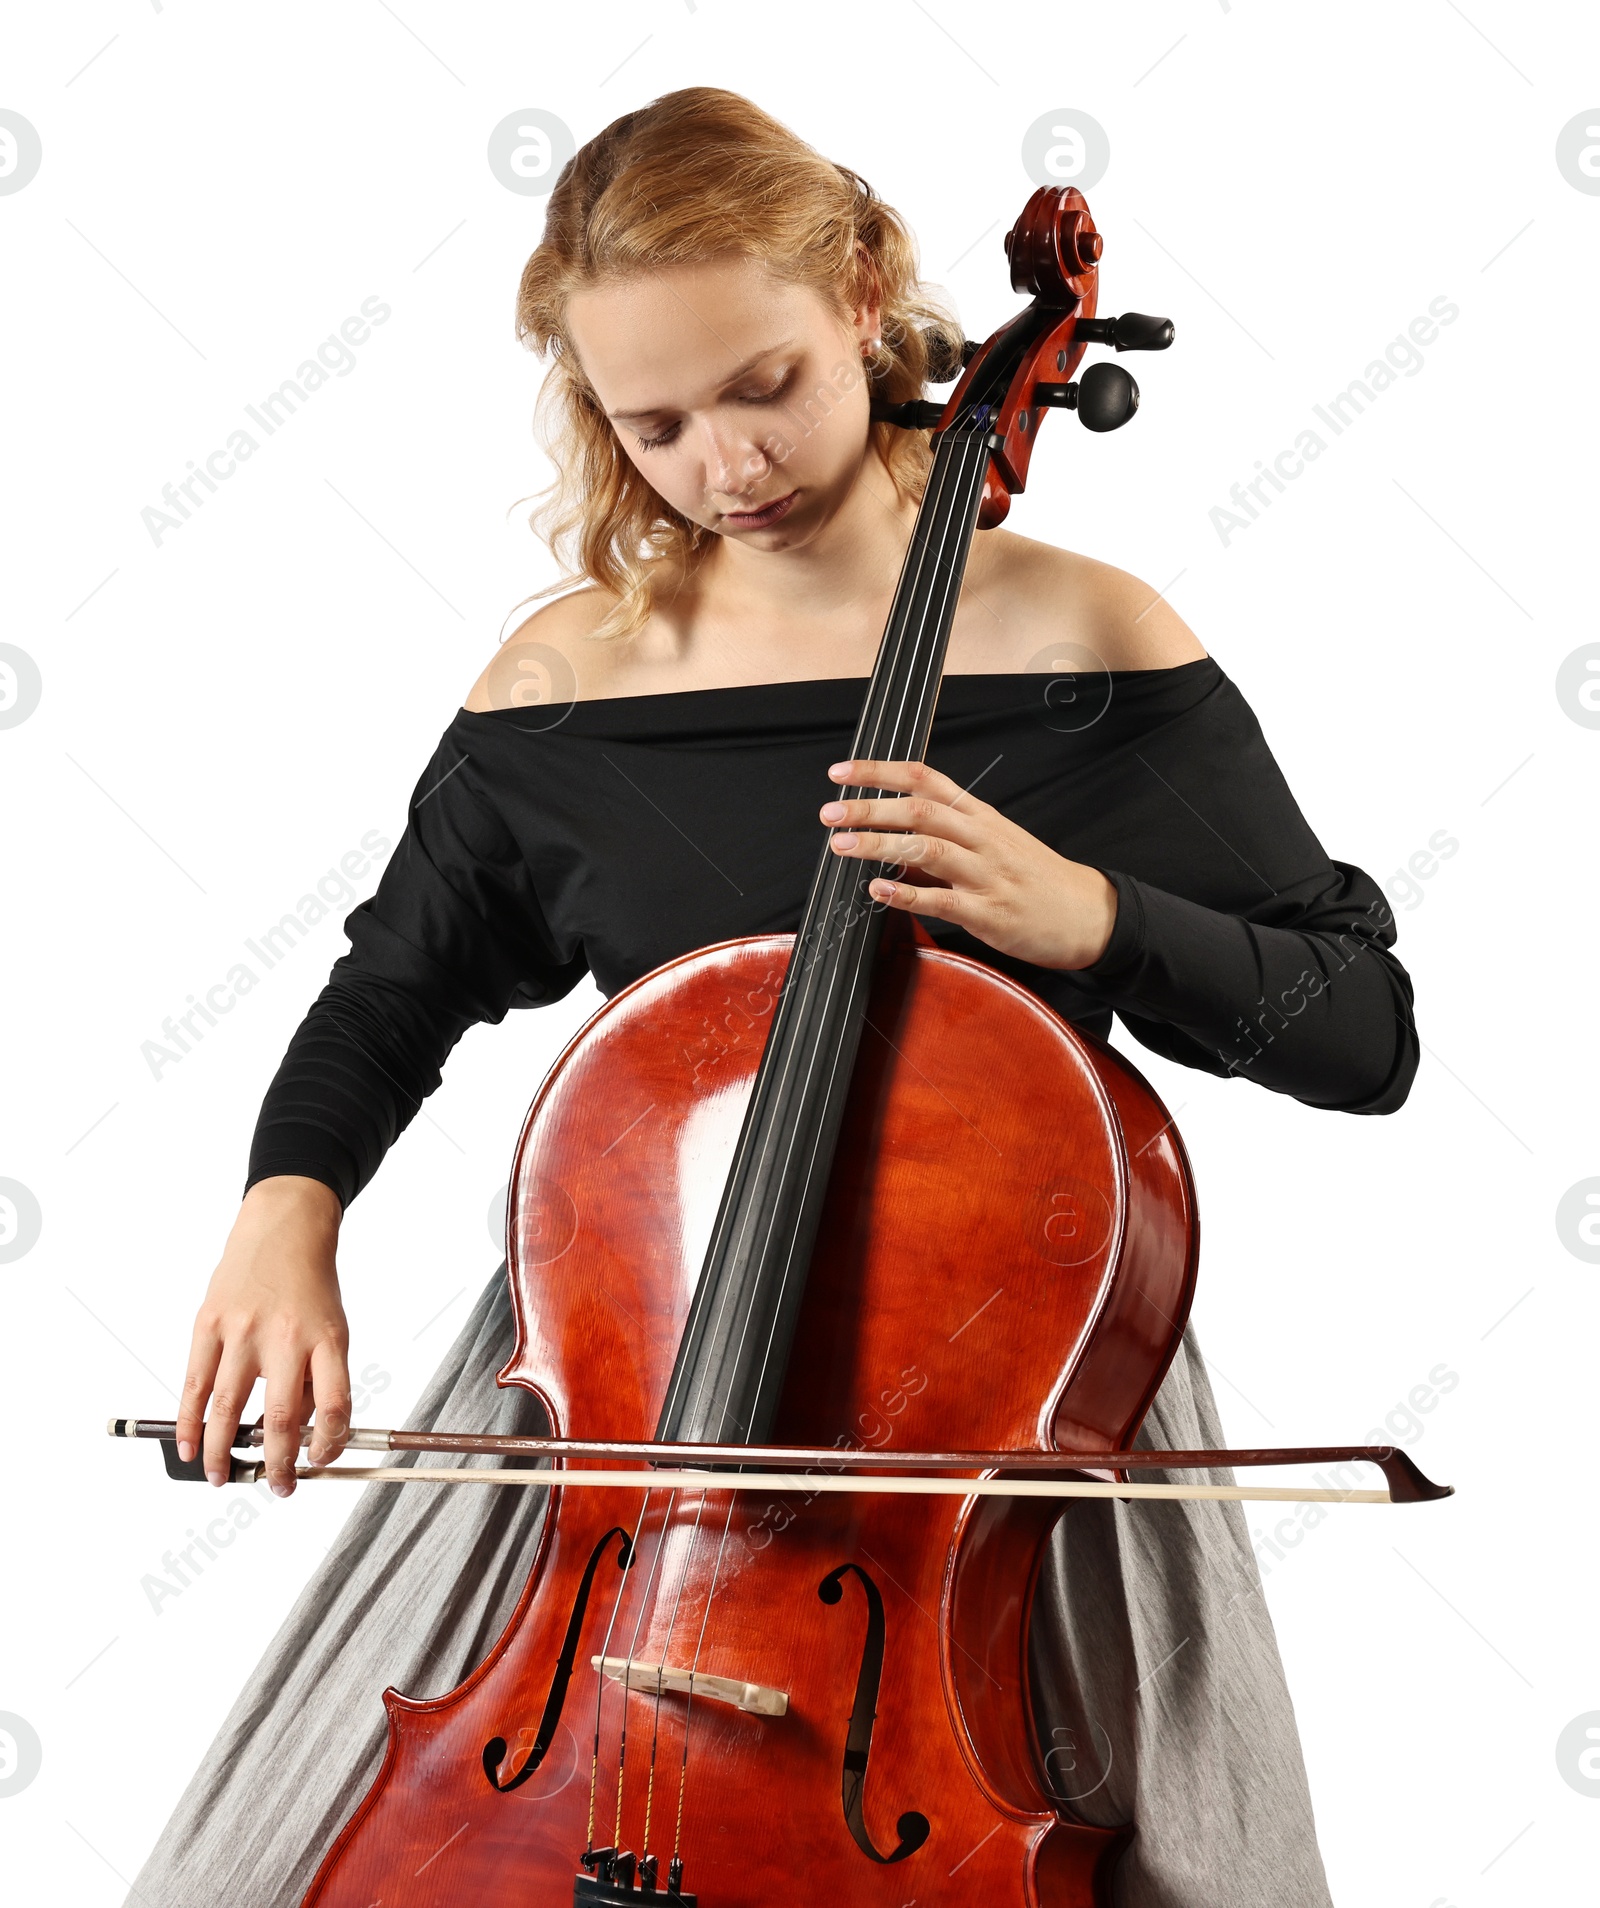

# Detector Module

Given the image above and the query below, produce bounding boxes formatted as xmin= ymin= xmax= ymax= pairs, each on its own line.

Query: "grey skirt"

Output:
xmin=124 ymin=1269 xmax=1332 ymax=1908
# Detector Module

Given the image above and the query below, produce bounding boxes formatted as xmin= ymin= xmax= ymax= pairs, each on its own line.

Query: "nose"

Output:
xmin=698 ymin=413 xmax=773 ymax=502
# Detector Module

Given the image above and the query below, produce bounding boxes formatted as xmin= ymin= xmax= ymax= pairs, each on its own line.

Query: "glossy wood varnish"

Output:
xmin=301 ymin=932 xmax=1197 ymax=1907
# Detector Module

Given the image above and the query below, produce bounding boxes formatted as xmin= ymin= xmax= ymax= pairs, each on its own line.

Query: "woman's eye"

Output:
xmin=743 ymin=373 xmax=793 ymax=406
xmin=633 ymin=373 xmax=792 ymax=452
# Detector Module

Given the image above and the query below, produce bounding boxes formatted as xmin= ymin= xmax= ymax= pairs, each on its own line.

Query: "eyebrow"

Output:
xmin=605 ymin=344 xmax=795 ymax=423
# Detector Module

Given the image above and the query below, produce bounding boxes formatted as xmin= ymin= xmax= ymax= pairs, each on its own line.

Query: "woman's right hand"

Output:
xmin=177 ymin=1175 xmax=350 ymax=1497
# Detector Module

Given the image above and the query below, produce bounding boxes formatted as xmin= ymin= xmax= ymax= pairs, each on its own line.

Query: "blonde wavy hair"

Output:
xmin=513 ymin=87 xmax=966 ymax=641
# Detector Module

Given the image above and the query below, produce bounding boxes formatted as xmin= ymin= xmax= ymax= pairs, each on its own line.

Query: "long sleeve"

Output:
xmin=245 ymin=735 xmax=589 ymax=1207
xmin=1033 ymin=667 xmax=1419 ymax=1115
xmin=1075 ymin=858 xmax=1417 ymax=1113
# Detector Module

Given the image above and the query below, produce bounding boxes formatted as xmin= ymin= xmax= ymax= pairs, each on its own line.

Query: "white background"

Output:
xmin=2 ymin=4 xmax=1596 ymax=1903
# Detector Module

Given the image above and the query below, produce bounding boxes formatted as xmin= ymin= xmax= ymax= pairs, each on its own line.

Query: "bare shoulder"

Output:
xmin=959 ymin=528 xmax=1207 ymax=673
xmin=462 ymin=588 xmax=623 ymax=712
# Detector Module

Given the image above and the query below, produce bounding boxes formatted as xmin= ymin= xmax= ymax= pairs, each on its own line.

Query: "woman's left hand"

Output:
xmin=821 ymin=758 xmax=1118 ymax=972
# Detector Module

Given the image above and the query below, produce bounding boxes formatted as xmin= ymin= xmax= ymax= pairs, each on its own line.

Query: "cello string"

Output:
xmin=625 ymin=413 xmax=992 ymax=1875
xmin=584 ymin=1487 xmax=656 ymax=1857
xmin=611 ymin=1486 xmax=681 ymax=1852
xmin=703 ymin=422 xmax=985 ymax=1447
xmin=678 ymin=417 xmax=976 ymax=1442
xmin=674 ymin=417 xmax=976 ymax=1448
xmin=653 ymin=446 xmax=974 ymax=1827
xmin=642 ymin=1487 xmax=711 ymax=1862
xmin=732 ymin=423 xmax=994 ymax=1439
xmin=862 ymin=414 xmax=990 ymax=756
xmin=672 ymin=1492 xmax=740 ymax=1871
xmin=870 ymin=410 xmax=996 ymax=782
xmin=849 ymin=410 xmax=982 ymax=763
xmin=865 ymin=417 xmax=992 ymax=786
xmin=845 ymin=410 xmax=987 ymax=774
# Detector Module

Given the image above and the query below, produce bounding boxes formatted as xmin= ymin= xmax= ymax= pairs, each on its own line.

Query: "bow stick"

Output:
xmin=109 ymin=1419 xmax=1452 ymax=1505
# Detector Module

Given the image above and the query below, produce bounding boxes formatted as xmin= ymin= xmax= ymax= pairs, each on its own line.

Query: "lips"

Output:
xmin=721 ymin=491 xmax=797 ymax=529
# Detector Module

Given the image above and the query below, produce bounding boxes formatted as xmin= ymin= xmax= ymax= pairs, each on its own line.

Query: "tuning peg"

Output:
xmin=1077 ymin=362 xmax=1140 ymax=430
xmin=1073 ymin=312 xmax=1175 ymax=352
xmin=1031 ymin=361 xmax=1141 ymax=432
xmin=870 ymin=398 xmax=947 ymax=429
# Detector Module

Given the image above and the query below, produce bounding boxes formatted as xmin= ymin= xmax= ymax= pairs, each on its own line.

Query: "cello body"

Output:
xmin=302 ymin=927 xmax=1198 ymax=1906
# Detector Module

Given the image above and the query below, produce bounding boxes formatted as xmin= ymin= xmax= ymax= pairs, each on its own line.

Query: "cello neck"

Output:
xmin=654 ymin=418 xmax=998 ymax=1447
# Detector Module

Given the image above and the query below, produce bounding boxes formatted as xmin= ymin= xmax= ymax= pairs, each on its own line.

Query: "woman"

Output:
xmin=135 ymin=87 xmax=1415 ymax=1908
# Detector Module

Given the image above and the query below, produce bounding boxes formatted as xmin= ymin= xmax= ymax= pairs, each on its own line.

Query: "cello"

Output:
xmin=114 ymin=184 xmax=1450 ymax=1906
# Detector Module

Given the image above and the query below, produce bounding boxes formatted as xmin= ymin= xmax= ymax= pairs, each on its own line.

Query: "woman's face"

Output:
xmin=563 ymin=254 xmax=880 ymax=550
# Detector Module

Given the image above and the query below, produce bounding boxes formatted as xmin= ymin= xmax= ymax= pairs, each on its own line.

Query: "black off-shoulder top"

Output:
xmin=247 ymin=660 xmax=1418 ymax=1207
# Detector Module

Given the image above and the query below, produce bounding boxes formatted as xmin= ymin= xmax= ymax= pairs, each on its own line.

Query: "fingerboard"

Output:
xmin=656 ymin=416 xmax=1001 ymax=1446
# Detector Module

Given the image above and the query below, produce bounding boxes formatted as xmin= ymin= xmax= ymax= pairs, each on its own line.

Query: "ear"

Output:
xmin=850 ymin=243 xmax=883 ymax=353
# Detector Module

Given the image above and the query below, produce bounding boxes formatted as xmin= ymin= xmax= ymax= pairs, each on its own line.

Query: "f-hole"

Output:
xmin=483 ymin=1525 xmax=634 ymax=1793
xmin=818 ymin=1562 xmax=931 ymax=1864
